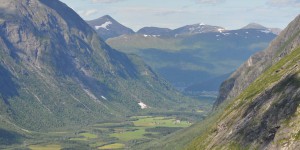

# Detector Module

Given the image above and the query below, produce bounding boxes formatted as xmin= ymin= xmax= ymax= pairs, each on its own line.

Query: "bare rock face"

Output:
xmin=214 ymin=14 xmax=300 ymax=109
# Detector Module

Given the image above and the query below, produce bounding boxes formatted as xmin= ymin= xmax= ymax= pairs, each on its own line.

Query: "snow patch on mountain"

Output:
xmin=101 ymin=96 xmax=107 ymax=100
xmin=95 ymin=21 xmax=112 ymax=30
xmin=218 ymin=28 xmax=225 ymax=33
xmin=138 ymin=102 xmax=148 ymax=109
xmin=260 ymin=30 xmax=271 ymax=34
xmin=143 ymin=34 xmax=160 ymax=37
xmin=222 ymin=33 xmax=231 ymax=36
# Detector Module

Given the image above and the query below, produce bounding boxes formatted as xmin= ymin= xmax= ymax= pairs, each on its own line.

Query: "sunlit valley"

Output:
xmin=0 ymin=0 xmax=300 ymax=150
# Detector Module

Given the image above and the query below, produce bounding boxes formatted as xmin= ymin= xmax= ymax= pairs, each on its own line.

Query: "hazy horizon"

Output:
xmin=60 ymin=0 xmax=300 ymax=31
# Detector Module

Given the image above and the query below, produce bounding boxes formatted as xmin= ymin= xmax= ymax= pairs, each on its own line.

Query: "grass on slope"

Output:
xmin=107 ymin=35 xmax=185 ymax=52
xmin=226 ymin=47 xmax=300 ymax=116
xmin=132 ymin=113 xmax=219 ymax=150
xmin=187 ymin=47 xmax=300 ymax=149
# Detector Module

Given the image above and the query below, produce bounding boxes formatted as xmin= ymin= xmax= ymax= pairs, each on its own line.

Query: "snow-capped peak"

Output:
xmin=95 ymin=21 xmax=112 ymax=30
xmin=218 ymin=28 xmax=225 ymax=33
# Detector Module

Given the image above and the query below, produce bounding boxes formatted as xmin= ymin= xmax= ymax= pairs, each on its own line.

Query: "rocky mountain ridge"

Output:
xmin=0 ymin=0 xmax=196 ymax=132
xmin=214 ymin=14 xmax=300 ymax=108
xmin=137 ymin=27 xmax=172 ymax=36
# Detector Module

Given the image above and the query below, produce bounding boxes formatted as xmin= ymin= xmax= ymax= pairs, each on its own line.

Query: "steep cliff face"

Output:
xmin=215 ymin=14 xmax=300 ymax=108
xmin=187 ymin=15 xmax=300 ymax=150
xmin=0 ymin=0 xmax=193 ymax=131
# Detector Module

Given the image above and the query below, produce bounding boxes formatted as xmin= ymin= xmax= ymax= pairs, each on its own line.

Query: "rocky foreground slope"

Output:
xmin=215 ymin=15 xmax=300 ymax=108
xmin=135 ymin=13 xmax=300 ymax=150
xmin=187 ymin=14 xmax=300 ymax=150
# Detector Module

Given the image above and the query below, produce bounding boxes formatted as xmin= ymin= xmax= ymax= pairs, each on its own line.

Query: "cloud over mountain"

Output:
xmin=267 ymin=0 xmax=300 ymax=7
xmin=91 ymin=0 xmax=125 ymax=3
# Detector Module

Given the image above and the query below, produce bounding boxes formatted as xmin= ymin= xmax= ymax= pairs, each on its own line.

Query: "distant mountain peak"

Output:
xmin=87 ymin=15 xmax=134 ymax=40
xmin=137 ymin=27 xmax=172 ymax=35
xmin=242 ymin=23 xmax=282 ymax=35
xmin=242 ymin=23 xmax=268 ymax=30
xmin=171 ymin=23 xmax=225 ymax=36
xmin=102 ymin=14 xmax=113 ymax=19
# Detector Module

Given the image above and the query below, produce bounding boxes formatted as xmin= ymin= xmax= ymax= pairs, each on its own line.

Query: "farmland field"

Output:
xmin=98 ymin=143 xmax=125 ymax=149
xmin=21 ymin=116 xmax=194 ymax=150
xmin=29 ymin=144 xmax=61 ymax=150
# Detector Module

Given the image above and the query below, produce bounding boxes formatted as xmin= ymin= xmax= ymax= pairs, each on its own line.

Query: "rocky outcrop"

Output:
xmin=214 ymin=14 xmax=300 ymax=109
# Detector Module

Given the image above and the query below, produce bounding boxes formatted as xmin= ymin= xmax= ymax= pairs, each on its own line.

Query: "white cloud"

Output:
xmin=194 ymin=0 xmax=225 ymax=4
xmin=118 ymin=7 xmax=189 ymax=16
xmin=91 ymin=0 xmax=125 ymax=3
xmin=267 ymin=0 xmax=300 ymax=7
xmin=78 ymin=9 xmax=99 ymax=18
xmin=92 ymin=0 xmax=224 ymax=4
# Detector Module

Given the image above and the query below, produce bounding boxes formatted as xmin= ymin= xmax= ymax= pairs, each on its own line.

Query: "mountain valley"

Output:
xmin=0 ymin=0 xmax=209 ymax=149
xmin=97 ymin=16 xmax=278 ymax=94
xmin=1 ymin=0 xmax=299 ymax=150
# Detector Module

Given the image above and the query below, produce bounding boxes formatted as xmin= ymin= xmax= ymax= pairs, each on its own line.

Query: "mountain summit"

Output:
xmin=137 ymin=27 xmax=172 ymax=36
xmin=242 ymin=23 xmax=269 ymax=30
xmin=242 ymin=23 xmax=282 ymax=35
xmin=87 ymin=15 xmax=134 ymax=40
xmin=171 ymin=23 xmax=225 ymax=35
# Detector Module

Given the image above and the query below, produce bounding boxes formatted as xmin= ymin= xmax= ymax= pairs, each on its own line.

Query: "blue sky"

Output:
xmin=60 ymin=0 xmax=300 ymax=31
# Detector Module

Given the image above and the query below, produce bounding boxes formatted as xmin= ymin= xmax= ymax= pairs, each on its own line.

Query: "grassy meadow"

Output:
xmin=19 ymin=115 xmax=195 ymax=150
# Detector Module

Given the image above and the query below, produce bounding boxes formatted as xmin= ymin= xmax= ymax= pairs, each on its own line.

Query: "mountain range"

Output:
xmin=137 ymin=13 xmax=300 ymax=150
xmin=96 ymin=15 xmax=279 ymax=93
